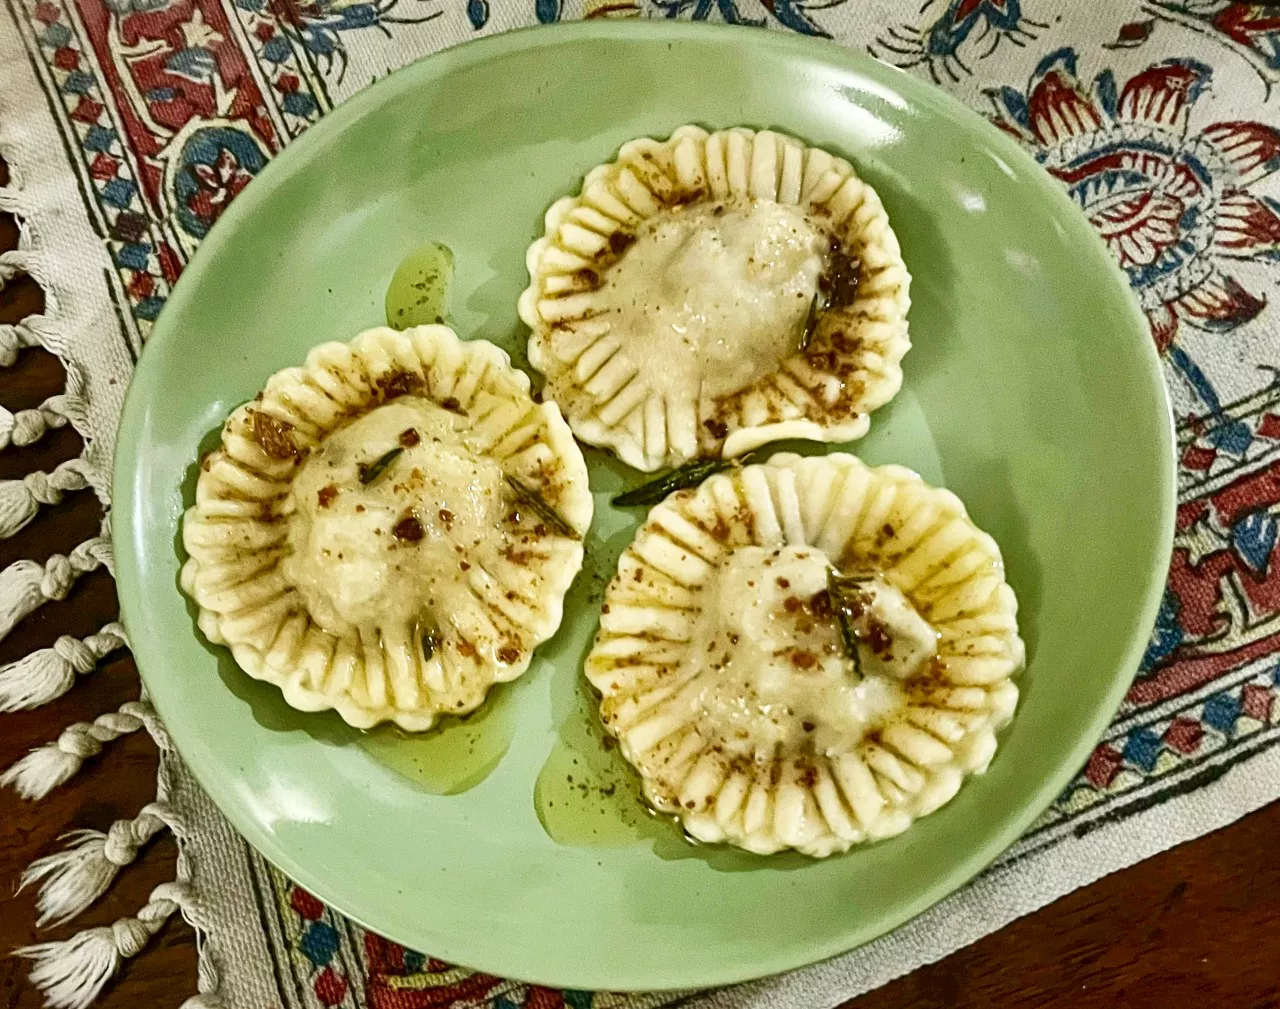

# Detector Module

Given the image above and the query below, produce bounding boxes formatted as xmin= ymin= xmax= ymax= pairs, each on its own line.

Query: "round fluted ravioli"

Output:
xmin=519 ymin=126 xmax=912 ymax=472
xmin=180 ymin=325 xmax=592 ymax=731
xmin=585 ymin=453 xmax=1023 ymax=857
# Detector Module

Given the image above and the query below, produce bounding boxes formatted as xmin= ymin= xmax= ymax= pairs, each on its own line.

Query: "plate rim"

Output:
xmin=113 ymin=18 xmax=1177 ymax=991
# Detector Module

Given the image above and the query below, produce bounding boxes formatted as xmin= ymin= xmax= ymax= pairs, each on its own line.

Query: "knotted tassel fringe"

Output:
xmin=1 ymin=699 xmax=152 ymax=799
xmin=0 ymin=248 xmax=35 ymax=291
xmin=0 ymin=359 xmax=86 ymax=449
xmin=20 ymin=802 xmax=174 ymax=926
xmin=0 ymin=314 xmax=57 ymax=366
xmin=0 ymin=621 xmax=125 ymax=712
xmin=17 ymin=880 xmax=196 ymax=1009
xmin=0 ymin=456 xmax=95 ymax=538
xmin=179 ymin=935 xmax=228 ymax=1009
xmin=0 ymin=530 xmax=113 ymax=642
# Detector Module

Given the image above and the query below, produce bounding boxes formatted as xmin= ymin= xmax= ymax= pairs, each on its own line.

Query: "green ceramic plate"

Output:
xmin=114 ymin=20 xmax=1175 ymax=991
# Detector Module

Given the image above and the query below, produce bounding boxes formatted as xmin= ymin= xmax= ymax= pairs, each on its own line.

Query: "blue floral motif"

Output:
xmin=274 ymin=0 xmax=442 ymax=83
xmin=987 ymin=48 xmax=1280 ymax=429
xmin=872 ymin=0 xmax=1046 ymax=83
xmin=650 ymin=0 xmax=846 ymax=37
xmin=172 ymin=126 xmax=267 ymax=240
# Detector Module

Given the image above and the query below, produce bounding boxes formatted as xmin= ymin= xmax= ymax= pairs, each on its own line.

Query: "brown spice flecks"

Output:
xmin=376 ymin=370 xmax=423 ymax=400
xmin=440 ymin=396 xmax=464 ymax=413
xmin=392 ymin=514 xmax=424 ymax=542
xmin=399 ymin=427 xmax=421 ymax=447
xmin=777 ymin=577 xmax=790 ymax=589
xmin=456 ymin=639 xmax=477 ymax=659
xmin=355 ymin=504 xmax=365 ymax=513
xmin=438 ymin=508 xmax=454 ymax=528
xmin=790 ymin=649 xmax=817 ymax=670
xmin=317 ymin=484 xmax=338 ymax=508
xmin=497 ymin=645 xmax=520 ymax=664
xmin=865 ymin=620 xmax=893 ymax=657
xmin=608 ymin=231 xmax=635 ymax=256
xmin=459 ymin=561 xmax=471 ymax=571
xmin=802 ymin=720 xmax=816 ymax=733
xmin=251 ymin=410 xmax=300 ymax=460
xmin=707 ymin=517 xmax=731 ymax=543
xmin=820 ymin=239 xmax=862 ymax=309
xmin=703 ymin=417 xmax=729 ymax=440
xmin=783 ymin=596 xmax=801 ymax=614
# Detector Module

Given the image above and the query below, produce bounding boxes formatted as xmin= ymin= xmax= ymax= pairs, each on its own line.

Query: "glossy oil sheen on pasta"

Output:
xmin=180 ymin=325 xmax=592 ymax=731
xmin=521 ymin=126 xmax=912 ymax=471
xmin=586 ymin=453 xmax=1024 ymax=857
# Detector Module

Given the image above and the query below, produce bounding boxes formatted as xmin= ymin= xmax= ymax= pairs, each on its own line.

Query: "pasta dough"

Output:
xmin=181 ymin=325 xmax=593 ymax=731
xmin=586 ymin=453 xmax=1023 ymax=856
xmin=521 ymin=126 xmax=912 ymax=471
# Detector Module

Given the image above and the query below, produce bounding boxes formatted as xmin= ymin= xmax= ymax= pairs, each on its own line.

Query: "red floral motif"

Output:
xmin=363 ymin=934 xmax=503 ymax=1008
xmin=988 ymin=49 xmax=1280 ymax=352
xmin=70 ymin=0 xmax=277 ymax=215
xmin=1129 ymin=456 xmax=1280 ymax=705
xmin=185 ymin=147 xmax=253 ymax=224
xmin=1208 ymin=1 xmax=1280 ymax=44
xmin=314 ymin=965 xmax=349 ymax=1006
xmin=290 ymin=885 xmax=326 ymax=921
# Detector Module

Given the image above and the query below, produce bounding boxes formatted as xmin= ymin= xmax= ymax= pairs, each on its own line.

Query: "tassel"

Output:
xmin=0 ymin=248 xmax=34 ymax=290
xmin=17 ymin=881 xmax=194 ymax=1009
xmin=0 ymin=457 xmax=95 ymax=539
xmin=0 ymin=397 xmax=69 ymax=450
xmin=1 ymin=699 xmax=152 ymax=799
xmin=0 ymin=532 xmax=113 ymax=642
xmin=0 ymin=362 xmax=85 ymax=448
xmin=21 ymin=802 xmax=173 ymax=926
xmin=0 ymin=621 xmax=126 ymax=711
xmin=0 ymin=314 xmax=55 ymax=367
xmin=179 ymin=927 xmax=228 ymax=1009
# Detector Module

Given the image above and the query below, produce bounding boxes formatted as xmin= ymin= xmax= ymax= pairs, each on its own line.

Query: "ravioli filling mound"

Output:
xmin=283 ymin=399 xmax=503 ymax=647
xmin=683 ymin=545 xmax=939 ymax=763
xmin=601 ymin=200 xmax=826 ymax=401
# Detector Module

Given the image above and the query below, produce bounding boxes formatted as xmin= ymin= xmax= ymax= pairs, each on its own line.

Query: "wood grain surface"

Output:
xmin=0 ymin=163 xmax=1276 ymax=1009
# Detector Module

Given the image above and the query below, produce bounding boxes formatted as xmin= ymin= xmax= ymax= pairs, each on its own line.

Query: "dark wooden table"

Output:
xmin=0 ymin=165 xmax=1277 ymax=1009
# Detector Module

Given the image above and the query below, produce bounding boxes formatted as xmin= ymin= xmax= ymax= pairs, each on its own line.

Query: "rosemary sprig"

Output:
xmin=828 ymin=568 xmax=872 ymax=680
xmin=798 ymin=291 xmax=823 ymax=353
xmin=612 ymin=457 xmax=737 ymax=507
xmin=359 ymin=447 xmax=403 ymax=485
xmin=504 ymin=474 xmax=578 ymax=540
